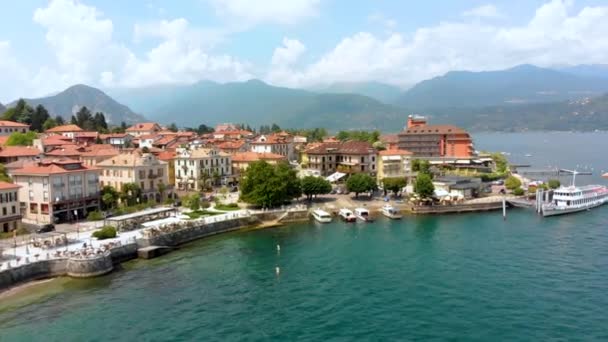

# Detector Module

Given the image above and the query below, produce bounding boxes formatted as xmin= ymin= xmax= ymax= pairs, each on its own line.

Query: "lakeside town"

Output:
xmin=0 ymin=106 xmax=606 ymax=291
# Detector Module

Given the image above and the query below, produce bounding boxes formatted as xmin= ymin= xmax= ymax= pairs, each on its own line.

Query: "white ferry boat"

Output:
xmin=354 ymin=208 xmax=373 ymax=222
xmin=338 ymin=208 xmax=356 ymax=222
xmin=542 ymin=184 xmax=608 ymax=217
xmin=381 ymin=205 xmax=402 ymax=219
xmin=311 ymin=209 xmax=332 ymax=223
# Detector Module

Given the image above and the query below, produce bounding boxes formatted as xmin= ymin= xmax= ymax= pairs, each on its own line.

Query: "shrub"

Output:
xmin=92 ymin=226 xmax=117 ymax=240
xmin=200 ymin=200 xmax=211 ymax=209
xmin=548 ymin=179 xmax=561 ymax=189
xmin=512 ymin=188 xmax=525 ymax=196
xmin=215 ymin=203 xmax=239 ymax=211
xmin=505 ymin=176 xmax=522 ymax=190
xmin=87 ymin=210 xmax=104 ymax=221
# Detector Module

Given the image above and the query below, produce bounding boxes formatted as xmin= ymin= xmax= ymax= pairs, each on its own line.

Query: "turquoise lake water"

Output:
xmin=1 ymin=132 xmax=608 ymax=341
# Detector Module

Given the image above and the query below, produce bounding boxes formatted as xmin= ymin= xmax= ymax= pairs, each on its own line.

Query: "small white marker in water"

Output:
xmin=276 ymin=266 xmax=280 ymax=275
xmin=276 ymin=244 xmax=281 ymax=252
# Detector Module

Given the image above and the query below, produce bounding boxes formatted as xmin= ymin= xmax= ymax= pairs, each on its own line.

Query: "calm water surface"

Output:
xmin=1 ymin=132 xmax=607 ymax=341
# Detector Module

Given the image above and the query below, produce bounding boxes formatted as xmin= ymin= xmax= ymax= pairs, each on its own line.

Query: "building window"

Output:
xmin=12 ymin=205 xmax=16 ymax=214
xmin=29 ymin=190 xmax=34 ymax=201
xmin=43 ymin=191 xmax=48 ymax=201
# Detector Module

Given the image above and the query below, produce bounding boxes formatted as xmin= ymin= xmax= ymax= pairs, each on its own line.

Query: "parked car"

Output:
xmin=36 ymin=224 xmax=55 ymax=234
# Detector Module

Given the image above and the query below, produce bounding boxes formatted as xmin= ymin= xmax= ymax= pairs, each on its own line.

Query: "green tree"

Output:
xmin=301 ymin=176 xmax=332 ymax=201
xmin=42 ymin=117 xmax=57 ymax=130
xmin=505 ymin=176 xmax=522 ymax=190
xmin=271 ymin=123 xmax=281 ymax=132
xmin=383 ymin=177 xmax=407 ymax=196
xmin=157 ymin=182 xmax=166 ymax=202
xmin=240 ymin=161 xmax=301 ymax=208
xmin=346 ymin=173 xmax=377 ymax=198
xmin=413 ymin=173 xmax=435 ymax=198
xmin=31 ymin=105 xmax=50 ymax=132
xmin=93 ymin=112 xmax=108 ymax=131
xmin=411 ymin=159 xmax=431 ymax=174
xmin=0 ymin=164 xmax=12 ymax=182
xmin=72 ymin=106 xmax=94 ymax=130
xmin=491 ymin=153 xmax=508 ymax=174
xmin=55 ymin=115 xmax=65 ymax=125
xmin=101 ymin=185 xmax=119 ymax=210
xmin=168 ymin=123 xmax=178 ymax=132
xmin=6 ymin=131 xmax=37 ymax=146
xmin=120 ymin=183 xmax=141 ymax=206
xmin=547 ymin=179 xmax=561 ymax=189
xmin=185 ymin=193 xmax=200 ymax=211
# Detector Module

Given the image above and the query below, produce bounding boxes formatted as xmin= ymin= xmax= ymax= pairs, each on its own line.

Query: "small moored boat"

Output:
xmin=381 ymin=205 xmax=402 ymax=219
xmin=338 ymin=208 xmax=356 ymax=222
xmin=311 ymin=209 xmax=332 ymax=223
xmin=354 ymin=208 xmax=374 ymax=222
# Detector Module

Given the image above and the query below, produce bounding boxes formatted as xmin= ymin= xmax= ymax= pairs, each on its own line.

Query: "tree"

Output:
xmin=414 ymin=173 xmax=435 ymax=198
xmin=31 ymin=105 xmax=50 ymax=132
xmin=212 ymin=169 xmax=221 ymax=186
xmin=491 ymin=153 xmax=508 ymax=174
xmin=0 ymin=164 xmax=12 ymax=182
xmin=42 ymin=117 xmax=57 ymax=130
xmin=120 ymin=183 xmax=141 ymax=206
xmin=101 ymin=186 xmax=119 ymax=210
xmin=55 ymin=115 xmax=65 ymax=125
xmin=271 ymin=123 xmax=281 ymax=132
xmin=505 ymin=176 xmax=522 ymax=190
xmin=6 ymin=131 xmax=37 ymax=146
xmin=547 ymin=179 xmax=561 ymax=189
xmin=411 ymin=159 xmax=431 ymax=174
xmin=157 ymin=182 xmax=166 ymax=201
xmin=93 ymin=112 xmax=108 ymax=131
xmin=184 ymin=193 xmax=200 ymax=211
xmin=168 ymin=123 xmax=178 ymax=132
xmin=196 ymin=124 xmax=213 ymax=135
xmin=383 ymin=177 xmax=407 ymax=196
xmin=301 ymin=176 xmax=332 ymax=201
xmin=240 ymin=161 xmax=301 ymax=208
xmin=346 ymin=173 xmax=377 ymax=198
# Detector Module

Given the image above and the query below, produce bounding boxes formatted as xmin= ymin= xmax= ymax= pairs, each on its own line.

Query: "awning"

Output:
xmin=326 ymin=172 xmax=346 ymax=183
xmin=434 ymin=189 xmax=450 ymax=197
xmin=429 ymin=161 xmax=444 ymax=165
xmin=456 ymin=160 xmax=471 ymax=164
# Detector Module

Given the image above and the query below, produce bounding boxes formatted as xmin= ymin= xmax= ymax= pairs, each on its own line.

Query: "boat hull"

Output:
xmin=542 ymin=200 xmax=606 ymax=217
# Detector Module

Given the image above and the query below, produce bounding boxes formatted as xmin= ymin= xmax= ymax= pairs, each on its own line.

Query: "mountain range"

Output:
xmin=107 ymin=80 xmax=404 ymax=130
xmin=309 ymin=81 xmax=404 ymax=104
xmin=9 ymin=84 xmax=144 ymax=124
xmin=396 ymin=64 xmax=608 ymax=108
xmin=5 ymin=64 xmax=608 ymax=132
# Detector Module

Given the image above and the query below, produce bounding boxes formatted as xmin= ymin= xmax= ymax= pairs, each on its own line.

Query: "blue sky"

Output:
xmin=1 ymin=0 xmax=608 ymax=102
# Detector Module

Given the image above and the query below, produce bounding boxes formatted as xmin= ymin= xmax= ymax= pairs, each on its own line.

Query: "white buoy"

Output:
xmin=276 ymin=244 xmax=281 ymax=252
xmin=275 ymin=266 xmax=280 ymax=275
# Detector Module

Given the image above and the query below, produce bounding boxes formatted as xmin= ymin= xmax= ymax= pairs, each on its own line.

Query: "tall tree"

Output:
xmin=6 ymin=131 xmax=37 ymax=146
xmin=93 ymin=112 xmax=108 ymax=131
xmin=383 ymin=177 xmax=407 ymax=196
xmin=168 ymin=123 xmax=178 ymax=132
xmin=301 ymin=176 xmax=332 ymax=201
xmin=55 ymin=115 xmax=65 ymax=125
xmin=31 ymin=105 xmax=50 ymax=132
xmin=346 ymin=173 xmax=377 ymax=198
xmin=240 ymin=161 xmax=301 ymax=208
xmin=413 ymin=173 xmax=434 ymax=198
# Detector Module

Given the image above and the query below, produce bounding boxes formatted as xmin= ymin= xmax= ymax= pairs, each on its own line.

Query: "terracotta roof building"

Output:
xmin=251 ymin=133 xmax=295 ymax=161
xmin=97 ymin=152 xmax=171 ymax=203
xmin=232 ymin=151 xmax=286 ymax=174
xmin=0 ymin=120 xmax=29 ymax=136
xmin=9 ymin=159 xmax=100 ymax=224
xmin=303 ymin=141 xmax=377 ymax=176
xmin=377 ymin=149 xmax=414 ymax=181
xmin=126 ymin=122 xmax=162 ymax=137
xmin=0 ymin=146 xmax=42 ymax=163
xmin=175 ymin=147 xmax=233 ymax=191
xmin=45 ymin=124 xmax=84 ymax=139
xmin=397 ymin=115 xmax=474 ymax=158
xmin=0 ymin=181 xmax=22 ymax=232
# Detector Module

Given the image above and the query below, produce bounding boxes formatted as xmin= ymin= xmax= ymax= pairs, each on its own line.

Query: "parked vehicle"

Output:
xmin=36 ymin=224 xmax=55 ymax=234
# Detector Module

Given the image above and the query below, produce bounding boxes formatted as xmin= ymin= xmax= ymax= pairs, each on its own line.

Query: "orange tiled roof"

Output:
xmin=45 ymin=146 xmax=83 ymax=157
xmin=0 ymin=146 xmax=41 ymax=157
xmin=379 ymin=149 xmax=413 ymax=156
xmin=0 ymin=120 xmax=28 ymax=128
xmin=126 ymin=122 xmax=160 ymax=132
xmin=232 ymin=151 xmax=285 ymax=162
xmin=41 ymin=135 xmax=73 ymax=146
xmin=45 ymin=124 xmax=84 ymax=133
xmin=157 ymin=150 xmax=176 ymax=161
xmin=0 ymin=136 xmax=8 ymax=146
xmin=10 ymin=160 xmax=97 ymax=175
xmin=0 ymin=181 xmax=20 ymax=190
xmin=216 ymin=140 xmax=245 ymax=149
xmin=74 ymin=131 xmax=99 ymax=138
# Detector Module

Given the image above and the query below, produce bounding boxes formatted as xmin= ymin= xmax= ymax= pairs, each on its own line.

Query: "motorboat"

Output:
xmin=354 ymin=208 xmax=374 ymax=222
xmin=381 ymin=205 xmax=402 ymax=219
xmin=338 ymin=208 xmax=356 ymax=222
xmin=311 ymin=209 xmax=332 ymax=223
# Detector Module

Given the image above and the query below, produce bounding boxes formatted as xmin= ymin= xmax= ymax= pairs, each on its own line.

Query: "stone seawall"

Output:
xmin=109 ymin=243 xmax=138 ymax=264
xmin=0 ymin=259 xmax=67 ymax=291
xmin=66 ymin=253 xmax=114 ymax=278
xmin=407 ymin=202 xmax=505 ymax=214
xmin=138 ymin=217 xmax=256 ymax=247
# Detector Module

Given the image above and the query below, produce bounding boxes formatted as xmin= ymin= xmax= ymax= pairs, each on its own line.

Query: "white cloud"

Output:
xmin=463 ymin=5 xmax=503 ymax=19
xmin=209 ymin=0 xmax=321 ymax=27
xmin=4 ymin=0 xmax=252 ymax=100
xmin=266 ymin=0 xmax=608 ymax=88
xmin=271 ymin=38 xmax=306 ymax=66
